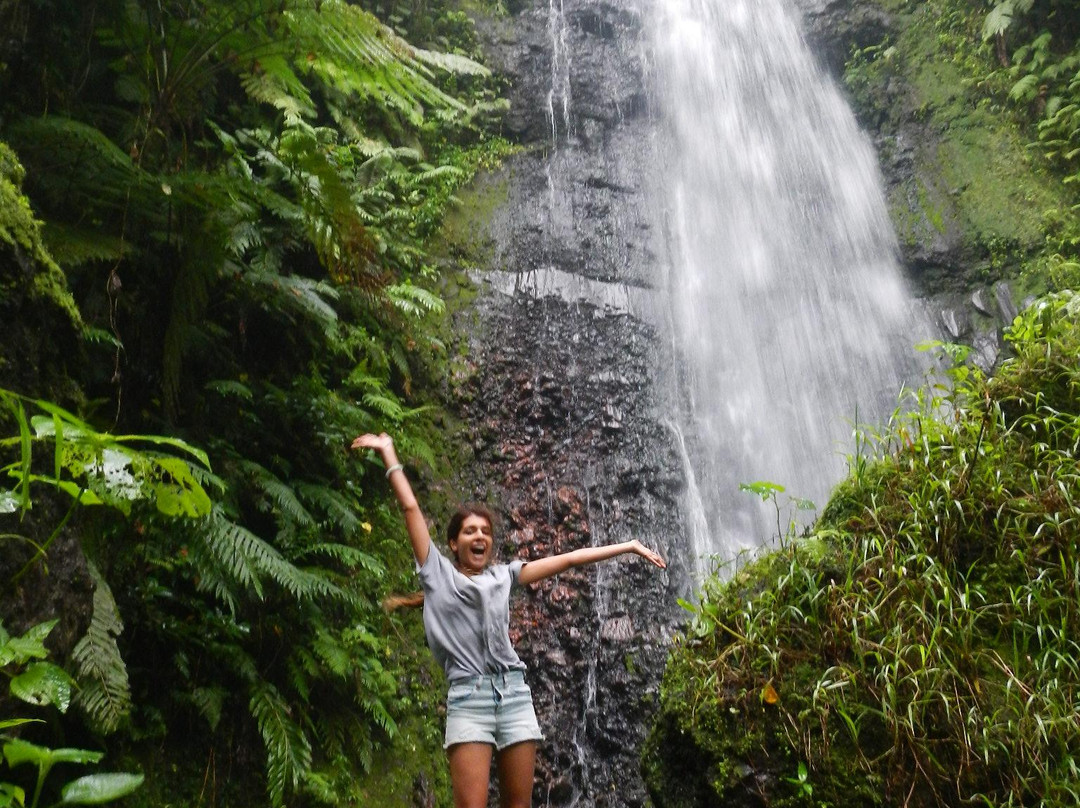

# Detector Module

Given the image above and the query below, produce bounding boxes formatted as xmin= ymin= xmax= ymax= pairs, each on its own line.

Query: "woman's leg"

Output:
xmin=447 ymin=742 xmax=493 ymax=808
xmin=495 ymin=741 xmax=537 ymax=808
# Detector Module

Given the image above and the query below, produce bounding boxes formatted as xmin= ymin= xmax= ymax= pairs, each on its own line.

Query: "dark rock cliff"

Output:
xmin=445 ymin=1 xmax=693 ymax=806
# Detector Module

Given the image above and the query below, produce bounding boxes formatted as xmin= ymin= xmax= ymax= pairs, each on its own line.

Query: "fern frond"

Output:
xmin=240 ymin=52 xmax=317 ymax=122
xmin=5 ymin=116 xmax=157 ymax=214
xmin=386 ymin=282 xmax=445 ymax=318
xmin=192 ymin=510 xmax=267 ymax=606
xmin=249 ymin=681 xmax=312 ymax=807
xmin=194 ymin=508 xmax=353 ymax=605
xmin=205 ymin=379 xmax=255 ymax=401
xmin=292 ymin=482 xmax=359 ymax=533
xmin=1009 ymin=73 xmax=1040 ymax=103
xmin=243 ymin=269 xmax=340 ymax=334
xmin=361 ymin=393 xmax=405 ymax=421
xmin=301 ymin=542 xmax=383 ymax=574
xmin=72 ymin=562 xmax=132 ymax=734
xmin=239 ymin=460 xmax=315 ymax=528
xmin=41 ymin=222 xmax=128 ymax=267
xmin=311 ymin=630 xmax=350 ymax=678
xmin=411 ymin=47 xmax=491 ymax=77
xmin=190 ymin=686 xmax=228 ymax=730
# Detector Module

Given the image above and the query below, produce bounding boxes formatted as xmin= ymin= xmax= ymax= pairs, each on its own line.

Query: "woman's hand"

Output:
xmin=630 ymin=539 xmax=666 ymax=569
xmin=351 ymin=432 xmax=393 ymax=453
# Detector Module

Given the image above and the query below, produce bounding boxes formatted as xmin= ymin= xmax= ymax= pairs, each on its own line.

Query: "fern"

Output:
xmin=361 ymin=392 xmax=406 ymax=421
xmin=1010 ymin=72 xmax=1041 ymax=103
xmin=193 ymin=507 xmax=353 ymax=608
xmin=41 ymin=222 xmax=128 ymax=267
xmin=189 ymin=685 xmax=228 ymax=730
xmin=238 ymin=460 xmax=316 ymax=528
xmin=249 ymin=681 xmax=312 ymax=807
xmin=204 ymin=379 xmax=255 ymax=401
xmin=386 ymin=281 xmax=445 ymax=317
xmin=71 ymin=562 xmax=132 ymax=734
xmin=292 ymin=482 xmax=360 ymax=534
xmin=311 ymin=630 xmax=351 ymax=679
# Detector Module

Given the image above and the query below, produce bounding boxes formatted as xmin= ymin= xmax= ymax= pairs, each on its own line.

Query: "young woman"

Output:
xmin=351 ymin=432 xmax=666 ymax=808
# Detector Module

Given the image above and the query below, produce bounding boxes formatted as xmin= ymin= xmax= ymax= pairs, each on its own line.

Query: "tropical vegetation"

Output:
xmin=1 ymin=0 xmax=509 ymax=804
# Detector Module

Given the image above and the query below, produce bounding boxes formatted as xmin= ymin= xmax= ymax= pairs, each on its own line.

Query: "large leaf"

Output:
xmin=60 ymin=773 xmax=145 ymax=804
xmin=8 ymin=662 xmax=74 ymax=711
xmin=3 ymin=739 xmax=102 ymax=770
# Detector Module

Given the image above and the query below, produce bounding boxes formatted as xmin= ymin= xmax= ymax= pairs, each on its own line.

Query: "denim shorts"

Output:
xmin=444 ymin=670 xmax=544 ymax=750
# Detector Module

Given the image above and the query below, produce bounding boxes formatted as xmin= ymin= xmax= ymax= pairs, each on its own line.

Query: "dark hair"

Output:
xmin=446 ymin=502 xmax=496 ymax=546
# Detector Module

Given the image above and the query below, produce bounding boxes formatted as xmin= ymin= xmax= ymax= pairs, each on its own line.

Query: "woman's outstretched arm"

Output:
xmin=351 ymin=433 xmax=430 ymax=566
xmin=517 ymin=540 xmax=665 ymax=586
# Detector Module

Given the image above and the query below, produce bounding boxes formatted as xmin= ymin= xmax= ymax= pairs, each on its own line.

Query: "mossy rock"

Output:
xmin=836 ymin=0 xmax=1076 ymax=293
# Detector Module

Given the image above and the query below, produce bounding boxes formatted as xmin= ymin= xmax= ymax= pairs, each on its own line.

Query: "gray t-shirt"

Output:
xmin=417 ymin=539 xmax=527 ymax=682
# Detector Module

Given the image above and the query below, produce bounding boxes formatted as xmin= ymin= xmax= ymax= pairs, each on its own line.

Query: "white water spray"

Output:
xmin=652 ymin=0 xmax=935 ymax=573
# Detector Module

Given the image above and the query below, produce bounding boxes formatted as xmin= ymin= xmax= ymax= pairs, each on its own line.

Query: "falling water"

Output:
xmin=652 ymin=0 xmax=935 ymax=570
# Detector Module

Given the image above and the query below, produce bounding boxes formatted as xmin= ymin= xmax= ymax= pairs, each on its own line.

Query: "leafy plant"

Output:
xmin=1 ymin=0 xmax=509 ymax=803
xmin=1 ymin=620 xmax=144 ymax=808
xmin=647 ymin=291 xmax=1080 ymax=807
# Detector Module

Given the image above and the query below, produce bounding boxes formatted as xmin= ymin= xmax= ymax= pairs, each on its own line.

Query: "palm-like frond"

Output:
xmin=190 ymin=507 xmax=353 ymax=610
xmin=249 ymin=681 xmax=312 ymax=807
xmin=238 ymin=460 xmax=315 ymax=527
xmin=72 ymin=562 xmax=132 ymax=734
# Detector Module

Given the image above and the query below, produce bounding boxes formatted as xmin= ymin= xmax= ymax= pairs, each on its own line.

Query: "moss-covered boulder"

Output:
xmin=0 ymin=140 xmax=82 ymax=400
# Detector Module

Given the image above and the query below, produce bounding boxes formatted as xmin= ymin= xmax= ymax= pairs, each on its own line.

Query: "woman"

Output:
xmin=351 ymin=432 xmax=666 ymax=808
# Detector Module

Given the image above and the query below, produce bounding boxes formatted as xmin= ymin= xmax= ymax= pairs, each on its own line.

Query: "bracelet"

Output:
xmin=384 ymin=463 xmax=404 ymax=479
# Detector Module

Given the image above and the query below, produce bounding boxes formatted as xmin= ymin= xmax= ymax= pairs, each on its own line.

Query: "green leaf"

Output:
xmin=0 ymin=620 xmax=57 ymax=666
xmin=60 ymin=773 xmax=144 ymax=804
xmin=982 ymin=1 xmax=1016 ymax=41
xmin=739 ymin=480 xmax=786 ymax=500
xmin=9 ymin=662 xmax=75 ymax=711
xmin=72 ymin=563 xmax=131 ymax=733
xmin=0 ymin=719 xmax=44 ymax=731
xmin=3 ymin=739 xmax=102 ymax=769
xmin=149 ymin=457 xmax=213 ymax=517
xmin=0 ymin=782 xmax=25 ymax=808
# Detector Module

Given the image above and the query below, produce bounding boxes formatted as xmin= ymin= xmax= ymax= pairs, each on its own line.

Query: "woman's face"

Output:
xmin=450 ymin=513 xmax=493 ymax=575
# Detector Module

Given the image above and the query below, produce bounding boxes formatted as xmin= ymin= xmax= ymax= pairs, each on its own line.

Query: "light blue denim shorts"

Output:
xmin=444 ymin=670 xmax=544 ymax=750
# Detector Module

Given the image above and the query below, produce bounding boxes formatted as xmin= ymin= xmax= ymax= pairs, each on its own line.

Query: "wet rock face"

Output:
xmin=455 ymin=294 xmax=691 ymax=808
xmin=452 ymin=2 xmax=691 ymax=804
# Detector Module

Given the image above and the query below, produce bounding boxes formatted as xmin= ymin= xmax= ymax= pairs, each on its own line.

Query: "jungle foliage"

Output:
xmin=644 ymin=291 xmax=1080 ymax=807
xmin=0 ymin=0 xmax=509 ymax=805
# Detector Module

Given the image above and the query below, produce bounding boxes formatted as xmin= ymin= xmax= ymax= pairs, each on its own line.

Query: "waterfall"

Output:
xmin=652 ymin=0 xmax=935 ymax=572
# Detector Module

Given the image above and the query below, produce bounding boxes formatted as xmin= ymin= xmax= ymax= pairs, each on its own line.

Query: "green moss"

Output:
xmin=432 ymin=163 xmax=512 ymax=270
xmin=0 ymin=141 xmax=81 ymax=328
xmin=844 ymin=1 xmax=1077 ymax=287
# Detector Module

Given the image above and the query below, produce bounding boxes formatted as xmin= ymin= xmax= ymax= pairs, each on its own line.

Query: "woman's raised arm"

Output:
xmin=517 ymin=539 xmax=665 ymax=586
xmin=351 ymin=433 xmax=430 ymax=566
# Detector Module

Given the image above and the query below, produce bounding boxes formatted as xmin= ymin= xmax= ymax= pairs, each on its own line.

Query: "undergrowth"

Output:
xmin=645 ymin=290 xmax=1080 ymax=807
